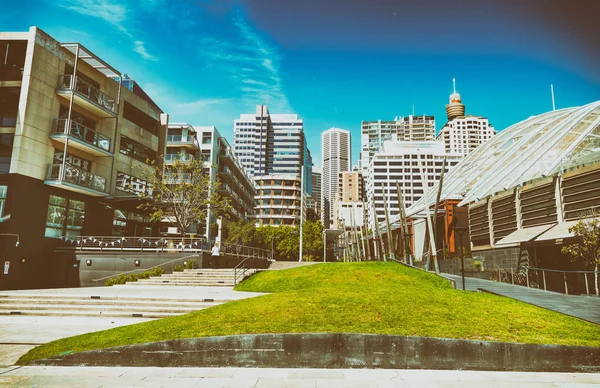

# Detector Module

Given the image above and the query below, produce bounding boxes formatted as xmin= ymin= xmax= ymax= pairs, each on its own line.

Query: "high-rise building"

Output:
xmin=360 ymin=115 xmax=435 ymax=173
xmin=437 ymin=81 xmax=496 ymax=156
xmin=321 ymin=128 xmax=351 ymax=228
xmin=335 ymin=170 xmax=364 ymax=229
xmin=311 ymin=166 xmax=322 ymax=219
xmin=0 ymin=27 xmax=168 ymax=289
xmin=254 ymin=175 xmax=303 ymax=227
xmin=366 ymin=141 xmax=462 ymax=229
xmin=234 ymin=105 xmax=312 ymax=228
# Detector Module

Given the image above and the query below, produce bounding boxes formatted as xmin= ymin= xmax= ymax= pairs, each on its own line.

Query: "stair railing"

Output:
xmin=92 ymin=254 xmax=200 ymax=286
xmin=234 ymin=255 xmax=270 ymax=285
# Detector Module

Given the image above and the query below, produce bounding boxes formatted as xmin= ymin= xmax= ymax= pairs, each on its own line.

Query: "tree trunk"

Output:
xmin=595 ymin=263 xmax=599 ymax=297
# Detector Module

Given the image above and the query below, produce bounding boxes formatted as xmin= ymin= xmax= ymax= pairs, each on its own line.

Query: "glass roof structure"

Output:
xmin=407 ymin=100 xmax=600 ymax=215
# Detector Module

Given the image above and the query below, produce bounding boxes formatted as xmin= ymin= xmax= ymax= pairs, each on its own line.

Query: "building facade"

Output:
xmin=254 ymin=175 xmax=303 ymax=227
xmin=310 ymin=166 xmax=322 ymax=221
xmin=335 ymin=170 xmax=365 ymax=229
xmin=0 ymin=27 xmax=168 ymax=290
xmin=367 ymin=141 xmax=462 ymax=229
xmin=437 ymin=115 xmax=496 ymax=156
xmin=165 ymin=124 xmax=256 ymax=240
xmin=321 ymin=128 xmax=351 ymax=228
xmin=360 ymin=115 xmax=435 ymax=173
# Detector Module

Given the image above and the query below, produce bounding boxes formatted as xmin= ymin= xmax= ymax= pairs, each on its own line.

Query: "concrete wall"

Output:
xmin=31 ymin=333 xmax=600 ymax=373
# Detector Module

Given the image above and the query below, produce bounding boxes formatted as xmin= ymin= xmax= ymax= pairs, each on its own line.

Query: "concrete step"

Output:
xmin=0 ymin=303 xmax=211 ymax=314
xmin=161 ymin=274 xmax=236 ymax=279
xmin=0 ymin=294 xmax=226 ymax=303
xmin=0 ymin=310 xmax=180 ymax=319
xmin=0 ymin=298 xmax=217 ymax=308
xmin=132 ymin=280 xmax=235 ymax=286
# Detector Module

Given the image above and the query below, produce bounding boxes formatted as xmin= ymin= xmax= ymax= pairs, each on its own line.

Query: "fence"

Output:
xmin=57 ymin=236 xmax=271 ymax=260
xmin=491 ymin=266 xmax=598 ymax=296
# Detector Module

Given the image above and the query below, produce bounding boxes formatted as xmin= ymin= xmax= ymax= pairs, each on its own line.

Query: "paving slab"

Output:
xmin=1 ymin=367 xmax=600 ymax=387
xmin=442 ymin=274 xmax=600 ymax=324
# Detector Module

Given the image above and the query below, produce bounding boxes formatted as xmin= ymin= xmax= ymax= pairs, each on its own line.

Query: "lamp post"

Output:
xmin=323 ymin=229 xmax=326 ymax=263
xmin=456 ymin=227 xmax=468 ymax=291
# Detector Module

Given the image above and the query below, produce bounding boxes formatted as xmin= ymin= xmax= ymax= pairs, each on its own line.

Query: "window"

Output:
xmin=119 ymin=135 xmax=156 ymax=163
xmin=122 ymin=101 xmax=159 ymax=136
xmin=116 ymin=172 xmax=152 ymax=196
xmin=53 ymin=150 xmax=92 ymax=171
xmin=0 ymin=134 xmax=13 ymax=173
xmin=112 ymin=209 xmax=150 ymax=236
xmin=0 ymin=185 xmax=6 ymax=216
xmin=45 ymin=195 xmax=85 ymax=238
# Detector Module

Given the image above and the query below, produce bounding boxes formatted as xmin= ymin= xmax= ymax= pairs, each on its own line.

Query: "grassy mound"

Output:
xmin=19 ymin=262 xmax=600 ymax=364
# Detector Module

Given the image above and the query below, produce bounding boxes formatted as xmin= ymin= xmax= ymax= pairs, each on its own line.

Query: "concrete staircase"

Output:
xmin=127 ymin=268 xmax=257 ymax=287
xmin=267 ymin=261 xmax=321 ymax=270
xmin=0 ymin=294 xmax=224 ymax=319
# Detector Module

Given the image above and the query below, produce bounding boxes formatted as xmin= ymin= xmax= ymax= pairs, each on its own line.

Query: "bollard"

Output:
xmin=526 ymin=268 xmax=530 ymax=288
xmin=542 ymin=270 xmax=547 ymax=291
xmin=564 ymin=273 xmax=568 ymax=295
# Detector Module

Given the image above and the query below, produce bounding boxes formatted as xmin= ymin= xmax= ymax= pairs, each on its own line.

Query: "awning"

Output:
xmin=495 ymin=224 xmax=556 ymax=245
xmin=324 ymin=229 xmax=345 ymax=240
xmin=534 ymin=220 xmax=581 ymax=242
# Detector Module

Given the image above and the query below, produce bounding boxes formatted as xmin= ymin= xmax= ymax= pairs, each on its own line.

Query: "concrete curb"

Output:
xmin=29 ymin=333 xmax=600 ymax=372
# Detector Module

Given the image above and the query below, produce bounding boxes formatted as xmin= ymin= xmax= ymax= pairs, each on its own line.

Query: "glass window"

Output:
xmin=119 ymin=136 xmax=157 ymax=163
xmin=116 ymin=172 xmax=152 ymax=196
xmin=45 ymin=195 xmax=85 ymax=238
xmin=0 ymin=185 xmax=6 ymax=216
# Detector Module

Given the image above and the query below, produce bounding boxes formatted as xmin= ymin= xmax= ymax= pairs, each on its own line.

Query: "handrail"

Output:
xmin=59 ymin=74 xmax=116 ymax=113
xmin=234 ymin=255 xmax=270 ymax=285
xmin=52 ymin=119 xmax=111 ymax=152
xmin=92 ymin=254 xmax=199 ymax=285
xmin=46 ymin=163 xmax=108 ymax=193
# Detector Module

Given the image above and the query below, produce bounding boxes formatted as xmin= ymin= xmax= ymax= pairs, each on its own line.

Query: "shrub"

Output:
xmin=473 ymin=260 xmax=484 ymax=271
xmin=104 ymin=267 xmax=164 ymax=286
xmin=184 ymin=259 xmax=197 ymax=269
xmin=173 ymin=264 xmax=184 ymax=272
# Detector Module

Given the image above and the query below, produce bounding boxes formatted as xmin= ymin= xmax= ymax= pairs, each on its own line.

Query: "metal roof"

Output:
xmin=61 ymin=43 xmax=120 ymax=78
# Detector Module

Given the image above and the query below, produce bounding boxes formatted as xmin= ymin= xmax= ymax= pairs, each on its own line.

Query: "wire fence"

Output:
xmin=491 ymin=266 xmax=598 ymax=296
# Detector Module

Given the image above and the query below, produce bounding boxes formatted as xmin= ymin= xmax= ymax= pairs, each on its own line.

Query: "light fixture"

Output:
xmin=134 ymin=260 xmax=140 ymax=267
xmin=86 ymin=259 xmax=92 ymax=266
xmin=183 ymin=261 xmax=188 ymax=267
xmin=15 ymin=240 xmax=19 ymax=247
xmin=20 ymin=258 xmax=25 ymax=263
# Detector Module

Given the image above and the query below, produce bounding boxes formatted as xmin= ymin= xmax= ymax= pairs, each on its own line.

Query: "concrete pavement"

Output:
xmin=1 ymin=367 xmax=599 ymax=387
xmin=443 ymin=274 xmax=600 ymax=324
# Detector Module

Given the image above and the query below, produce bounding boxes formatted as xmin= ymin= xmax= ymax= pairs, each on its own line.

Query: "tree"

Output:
xmin=135 ymin=155 xmax=230 ymax=237
xmin=561 ymin=209 xmax=600 ymax=296
xmin=302 ymin=221 xmax=324 ymax=261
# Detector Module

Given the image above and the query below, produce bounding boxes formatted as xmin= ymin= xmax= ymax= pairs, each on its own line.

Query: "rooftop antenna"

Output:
xmin=550 ymin=84 xmax=556 ymax=111
xmin=412 ymin=104 xmax=415 ymax=116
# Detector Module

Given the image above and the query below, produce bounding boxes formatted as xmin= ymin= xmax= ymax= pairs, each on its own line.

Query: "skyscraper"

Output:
xmin=445 ymin=78 xmax=466 ymax=121
xmin=311 ymin=166 xmax=322 ymax=219
xmin=322 ymin=128 xmax=351 ymax=228
xmin=234 ymin=105 xmax=312 ymax=227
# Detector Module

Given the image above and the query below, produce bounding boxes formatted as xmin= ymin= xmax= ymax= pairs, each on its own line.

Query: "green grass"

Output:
xmin=18 ymin=262 xmax=600 ymax=364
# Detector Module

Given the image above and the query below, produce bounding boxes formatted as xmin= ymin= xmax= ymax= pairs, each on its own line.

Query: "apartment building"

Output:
xmin=311 ymin=166 xmax=322 ymax=219
xmin=360 ymin=115 xmax=435 ymax=173
xmin=0 ymin=27 xmax=168 ymax=289
xmin=367 ymin=141 xmax=462 ymax=229
xmin=335 ymin=170 xmax=364 ymax=229
xmin=254 ymin=175 xmax=303 ymax=227
xmin=437 ymin=115 xmax=496 ymax=156
xmin=322 ymin=128 xmax=351 ymax=228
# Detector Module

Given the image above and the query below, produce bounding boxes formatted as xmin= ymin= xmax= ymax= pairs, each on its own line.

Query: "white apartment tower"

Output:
xmin=367 ymin=141 xmax=463 ymax=229
xmin=360 ymin=115 xmax=435 ymax=173
xmin=437 ymin=80 xmax=496 ymax=155
xmin=322 ymin=128 xmax=351 ymax=228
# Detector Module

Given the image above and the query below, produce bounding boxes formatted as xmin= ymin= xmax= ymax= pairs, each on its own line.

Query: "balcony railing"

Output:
xmin=46 ymin=163 xmax=108 ymax=193
xmin=167 ymin=135 xmax=197 ymax=144
xmin=58 ymin=74 xmax=116 ymax=114
xmin=52 ymin=119 xmax=111 ymax=152
xmin=165 ymin=154 xmax=195 ymax=163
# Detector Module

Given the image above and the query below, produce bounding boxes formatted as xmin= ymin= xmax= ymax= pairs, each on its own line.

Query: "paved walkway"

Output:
xmin=1 ymin=366 xmax=599 ymax=387
xmin=0 ymin=286 xmax=265 ymax=366
xmin=443 ymin=274 xmax=600 ymax=324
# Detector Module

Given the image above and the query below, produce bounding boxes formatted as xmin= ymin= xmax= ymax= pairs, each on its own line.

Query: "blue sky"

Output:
xmin=2 ymin=0 xmax=599 ymax=168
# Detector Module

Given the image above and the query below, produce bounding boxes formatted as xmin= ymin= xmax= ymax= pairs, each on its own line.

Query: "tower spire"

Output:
xmin=452 ymin=78 xmax=457 ymax=94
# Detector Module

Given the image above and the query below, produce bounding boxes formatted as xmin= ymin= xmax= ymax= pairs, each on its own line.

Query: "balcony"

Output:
xmin=45 ymin=163 xmax=108 ymax=197
xmin=166 ymin=135 xmax=198 ymax=149
xmin=50 ymin=119 xmax=112 ymax=157
xmin=57 ymin=75 xmax=117 ymax=118
xmin=164 ymin=153 xmax=195 ymax=164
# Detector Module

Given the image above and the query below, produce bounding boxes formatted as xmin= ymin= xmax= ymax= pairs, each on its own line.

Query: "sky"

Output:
xmin=2 ymin=0 xmax=600 ymax=168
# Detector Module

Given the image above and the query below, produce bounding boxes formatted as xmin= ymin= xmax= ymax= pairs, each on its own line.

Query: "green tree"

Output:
xmin=302 ymin=221 xmax=324 ymax=261
xmin=135 ymin=155 xmax=230 ymax=236
xmin=561 ymin=209 xmax=600 ymax=296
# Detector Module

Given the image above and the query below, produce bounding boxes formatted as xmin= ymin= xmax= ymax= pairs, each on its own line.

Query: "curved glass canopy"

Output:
xmin=407 ymin=100 xmax=600 ymax=215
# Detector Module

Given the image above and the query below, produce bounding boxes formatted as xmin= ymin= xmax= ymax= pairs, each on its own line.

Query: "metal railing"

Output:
xmin=491 ymin=266 xmax=599 ymax=296
xmin=59 ymin=236 xmax=271 ymax=259
xmin=52 ymin=119 xmax=111 ymax=152
xmin=165 ymin=154 xmax=195 ymax=162
xmin=167 ymin=135 xmax=197 ymax=145
xmin=46 ymin=163 xmax=108 ymax=193
xmin=234 ymin=255 xmax=271 ymax=285
xmin=92 ymin=254 xmax=199 ymax=286
xmin=58 ymin=74 xmax=116 ymax=113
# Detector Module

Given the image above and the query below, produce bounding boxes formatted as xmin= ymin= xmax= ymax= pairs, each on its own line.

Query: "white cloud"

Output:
xmin=60 ymin=0 xmax=127 ymax=28
xmin=133 ymin=40 xmax=157 ymax=61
